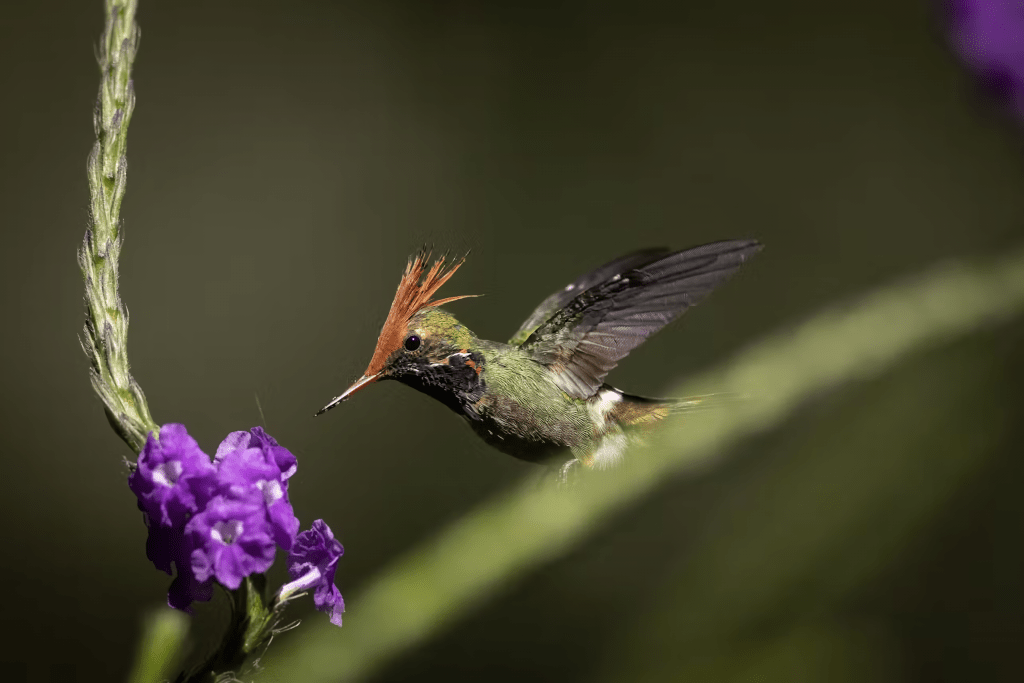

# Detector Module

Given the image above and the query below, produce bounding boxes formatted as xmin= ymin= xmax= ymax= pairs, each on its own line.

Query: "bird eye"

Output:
xmin=404 ymin=335 xmax=421 ymax=351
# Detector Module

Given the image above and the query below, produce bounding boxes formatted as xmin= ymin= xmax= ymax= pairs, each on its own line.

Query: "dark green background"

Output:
xmin=1 ymin=1 xmax=1022 ymax=681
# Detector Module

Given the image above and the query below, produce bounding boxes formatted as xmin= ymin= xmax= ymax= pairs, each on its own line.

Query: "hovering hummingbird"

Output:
xmin=318 ymin=240 xmax=762 ymax=478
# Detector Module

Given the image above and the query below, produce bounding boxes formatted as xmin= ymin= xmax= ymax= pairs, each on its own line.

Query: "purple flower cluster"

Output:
xmin=945 ymin=1 xmax=1024 ymax=122
xmin=129 ymin=424 xmax=343 ymax=624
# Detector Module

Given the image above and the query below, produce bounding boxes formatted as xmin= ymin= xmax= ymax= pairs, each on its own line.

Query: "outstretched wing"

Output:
xmin=520 ymin=239 xmax=763 ymax=399
xmin=508 ymin=248 xmax=673 ymax=346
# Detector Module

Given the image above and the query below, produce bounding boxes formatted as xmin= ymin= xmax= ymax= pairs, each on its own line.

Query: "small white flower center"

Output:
xmin=152 ymin=461 xmax=183 ymax=487
xmin=211 ymin=519 xmax=244 ymax=545
xmin=257 ymin=479 xmax=283 ymax=505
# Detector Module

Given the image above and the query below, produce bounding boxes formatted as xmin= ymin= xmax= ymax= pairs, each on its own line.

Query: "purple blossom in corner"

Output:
xmin=285 ymin=519 xmax=345 ymax=626
xmin=186 ymin=494 xmax=278 ymax=590
xmin=129 ymin=424 xmax=217 ymax=528
xmin=215 ymin=428 xmax=300 ymax=551
xmin=945 ymin=1 xmax=1024 ymax=121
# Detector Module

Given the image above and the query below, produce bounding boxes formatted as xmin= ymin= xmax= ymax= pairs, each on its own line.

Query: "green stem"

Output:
xmin=179 ymin=576 xmax=282 ymax=683
xmin=79 ymin=0 xmax=158 ymax=454
xmin=79 ymin=4 xmax=293 ymax=681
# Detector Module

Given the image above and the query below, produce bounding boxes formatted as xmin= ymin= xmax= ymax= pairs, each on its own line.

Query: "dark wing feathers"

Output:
xmin=507 ymin=248 xmax=672 ymax=346
xmin=519 ymin=239 xmax=762 ymax=399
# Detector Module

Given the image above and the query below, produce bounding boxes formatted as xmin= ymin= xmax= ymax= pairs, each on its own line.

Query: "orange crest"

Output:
xmin=364 ymin=250 xmax=476 ymax=376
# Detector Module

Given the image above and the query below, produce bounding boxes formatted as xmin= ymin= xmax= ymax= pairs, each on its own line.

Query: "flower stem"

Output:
xmin=179 ymin=576 xmax=282 ymax=683
xmin=79 ymin=0 xmax=158 ymax=453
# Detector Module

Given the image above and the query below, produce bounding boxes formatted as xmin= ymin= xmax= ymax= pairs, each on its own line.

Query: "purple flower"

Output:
xmin=128 ymin=424 xmax=220 ymax=611
xmin=945 ymin=1 xmax=1024 ymax=120
xmin=285 ymin=519 xmax=345 ymax=626
xmin=139 ymin=505 xmax=213 ymax=612
xmin=248 ymin=426 xmax=298 ymax=480
xmin=130 ymin=423 xmax=311 ymax=612
xmin=129 ymin=424 xmax=217 ymax=528
xmin=186 ymin=494 xmax=277 ymax=590
xmin=143 ymin=512 xmax=181 ymax=575
xmin=167 ymin=554 xmax=214 ymax=613
xmin=214 ymin=428 xmax=300 ymax=551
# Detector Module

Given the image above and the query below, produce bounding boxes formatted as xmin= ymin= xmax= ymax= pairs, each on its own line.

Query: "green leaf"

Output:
xmin=126 ymin=608 xmax=189 ymax=683
xmin=599 ymin=335 xmax=1009 ymax=682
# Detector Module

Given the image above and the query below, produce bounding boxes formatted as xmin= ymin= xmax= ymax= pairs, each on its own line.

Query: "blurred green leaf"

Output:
xmin=260 ymin=249 xmax=1024 ymax=683
xmin=126 ymin=608 xmax=188 ymax=683
xmin=601 ymin=335 xmax=1008 ymax=682
xmin=635 ymin=620 xmax=903 ymax=683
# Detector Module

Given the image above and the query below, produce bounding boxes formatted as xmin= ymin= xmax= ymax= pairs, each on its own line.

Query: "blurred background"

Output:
xmin=1 ymin=1 xmax=1022 ymax=681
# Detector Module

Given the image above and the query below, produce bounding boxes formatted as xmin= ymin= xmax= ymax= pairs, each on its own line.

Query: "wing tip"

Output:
xmin=709 ymin=237 xmax=764 ymax=258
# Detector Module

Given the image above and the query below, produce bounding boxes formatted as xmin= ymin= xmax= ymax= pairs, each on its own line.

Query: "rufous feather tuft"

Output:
xmin=364 ymin=250 xmax=477 ymax=376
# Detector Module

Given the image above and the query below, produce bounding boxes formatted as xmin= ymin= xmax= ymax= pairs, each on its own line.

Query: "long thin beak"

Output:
xmin=316 ymin=374 xmax=379 ymax=416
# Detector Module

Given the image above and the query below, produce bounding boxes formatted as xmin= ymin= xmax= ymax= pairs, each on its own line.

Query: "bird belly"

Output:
xmin=467 ymin=389 xmax=594 ymax=464
xmin=466 ymin=418 xmax=572 ymax=463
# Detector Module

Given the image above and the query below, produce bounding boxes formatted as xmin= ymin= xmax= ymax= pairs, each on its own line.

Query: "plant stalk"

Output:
xmin=79 ymin=0 xmax=158 ymax=453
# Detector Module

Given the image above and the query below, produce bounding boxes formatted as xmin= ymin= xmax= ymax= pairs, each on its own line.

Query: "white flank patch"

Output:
xmin=587 ymin=387 xmax=622 ymax=425
xmin=590 ymin=431 xmax=628 ymax=469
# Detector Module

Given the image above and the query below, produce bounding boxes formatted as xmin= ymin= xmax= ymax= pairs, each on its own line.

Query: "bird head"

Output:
xmin=317 ymin=251 xmax=478 ymax=414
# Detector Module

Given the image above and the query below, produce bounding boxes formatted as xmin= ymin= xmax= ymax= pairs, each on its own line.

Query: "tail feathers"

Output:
xmin=609 ymin=389 xmax=745 ymax=427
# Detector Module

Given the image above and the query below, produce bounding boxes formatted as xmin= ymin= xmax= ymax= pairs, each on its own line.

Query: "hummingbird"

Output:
xmin=317 ymin=240 xmax=762 ymax=478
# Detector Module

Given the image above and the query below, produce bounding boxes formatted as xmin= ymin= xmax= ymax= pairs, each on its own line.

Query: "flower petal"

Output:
xmin=286 ymin=519 xmax=345 ymax=627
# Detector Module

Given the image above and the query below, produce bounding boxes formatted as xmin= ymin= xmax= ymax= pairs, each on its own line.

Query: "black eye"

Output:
xmin=404 ymin=335 xmax=421 ymax=351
